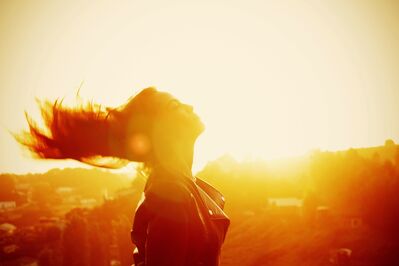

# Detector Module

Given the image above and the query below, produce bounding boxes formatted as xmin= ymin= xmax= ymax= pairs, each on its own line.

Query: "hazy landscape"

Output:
xmin=1 ymin=139 xmax=398 ymax=266
xmin=2 ymin=1 xmax=399 ymax=265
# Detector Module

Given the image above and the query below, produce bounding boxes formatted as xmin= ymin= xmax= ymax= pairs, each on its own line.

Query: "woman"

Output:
xmin=14 ymin=87 xmax=230 ymax=266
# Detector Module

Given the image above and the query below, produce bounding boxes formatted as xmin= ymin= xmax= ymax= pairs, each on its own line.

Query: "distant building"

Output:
xmin=110 ymin=260 xmax=121 ymax=266
xmin=18 ymin=257 xmax=39 ymax=266
xmin=0 ymin=201 xmax=16 ymax=211
xmin=39 ymin=216 xmax=65 ymax=228
xmin=315 ymin=206 xmax=332 ymax=226
xmin=39 ymin=216 xmax=60 ymax=224
xmin=314 ymin=206 xmax=363 ymax=229
xmin=80 ymin=198 xmax=97 ymax=208
xmin=0 ymin=223 xmax=17 ymax=236
xmin=56 ymin=186 xmax=74 ymax=194
xmin=3 ymin=244 xmax=19 ymax=254
xmin=329 ymin=248 xmax=352 ymax=265
xmin=268 ymin=198 xmax=303 ymax=207
xmin=268 ymin=197 xmax=303 ymax=217
xmin=340 ymin=210 xmax=363 ymax=229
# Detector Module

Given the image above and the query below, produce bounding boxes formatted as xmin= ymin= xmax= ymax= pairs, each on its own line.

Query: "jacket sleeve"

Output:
xmin=144 ymin=181 xmax=191 ymax=266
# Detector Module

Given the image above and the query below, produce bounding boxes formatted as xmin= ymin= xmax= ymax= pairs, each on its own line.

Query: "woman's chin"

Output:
xmin=185 ymin=113 xmax=203 ymax=133
xmin=189 ymin=120 xmax=205 ymax=139
xmin=195 ymin=117 xmax=205 ymax=134
xmin=199 ymin=121 xmax=205 ymax=134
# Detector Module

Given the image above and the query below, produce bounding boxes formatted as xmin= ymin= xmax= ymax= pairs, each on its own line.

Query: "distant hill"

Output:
xmin=341 ymin=139 xmax=398 ymax=162
xmin=199 ymin=139 xmax=398 ymax=182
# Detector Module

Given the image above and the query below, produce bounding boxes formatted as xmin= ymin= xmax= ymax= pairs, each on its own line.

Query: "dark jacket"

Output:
xmin=131 ymin=174 xmax=230 ymax=266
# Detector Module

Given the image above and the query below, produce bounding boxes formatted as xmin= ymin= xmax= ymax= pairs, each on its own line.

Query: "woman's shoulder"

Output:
xmin=145 ymin=177 xmax=193 ymax=204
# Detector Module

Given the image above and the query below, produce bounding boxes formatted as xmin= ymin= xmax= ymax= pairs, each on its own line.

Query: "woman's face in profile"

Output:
xmin=155 ymin=92 xmax=205 ymax=140
xmin=122 ymin=89 xmax=205 ymax=161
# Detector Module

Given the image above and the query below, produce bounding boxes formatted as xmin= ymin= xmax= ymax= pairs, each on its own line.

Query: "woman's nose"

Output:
xmin=184 ymin=104 xmax=193 ymax=113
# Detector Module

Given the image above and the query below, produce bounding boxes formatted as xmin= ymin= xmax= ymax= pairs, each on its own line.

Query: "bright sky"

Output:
xmin=1 ymin=0 xmax=399 ymax=174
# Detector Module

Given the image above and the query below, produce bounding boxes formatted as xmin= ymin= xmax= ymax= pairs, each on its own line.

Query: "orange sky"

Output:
xmin=1 ymin=0 xmax=399 ymax=174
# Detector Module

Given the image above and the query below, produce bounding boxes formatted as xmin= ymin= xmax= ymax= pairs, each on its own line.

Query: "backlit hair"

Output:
xmin=13 ymin=87 xmax=159 ymax=168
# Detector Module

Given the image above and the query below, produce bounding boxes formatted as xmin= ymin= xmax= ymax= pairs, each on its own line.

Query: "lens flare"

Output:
xmin=128 ymin=133 xmax=151 ymax=157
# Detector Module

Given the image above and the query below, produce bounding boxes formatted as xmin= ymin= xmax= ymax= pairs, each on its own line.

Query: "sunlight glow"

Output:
xmin=1 ymin=0 xmax=398 ymax=174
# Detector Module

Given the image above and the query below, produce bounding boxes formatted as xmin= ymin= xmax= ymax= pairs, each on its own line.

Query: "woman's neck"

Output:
xmin=154 ymin=138 xmax=196 ymax=180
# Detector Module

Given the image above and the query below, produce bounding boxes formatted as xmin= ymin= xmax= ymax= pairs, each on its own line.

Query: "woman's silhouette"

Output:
xmin=14 ymin=87 xmax=230 ymax=266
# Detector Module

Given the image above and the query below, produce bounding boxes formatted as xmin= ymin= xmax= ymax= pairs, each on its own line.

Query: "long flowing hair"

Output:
xmin=13 ymin=87 xmax=158 ymax=169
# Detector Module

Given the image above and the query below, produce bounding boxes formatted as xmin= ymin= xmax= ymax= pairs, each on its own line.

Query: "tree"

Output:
xmin=62 ymin=209 xmax=90 ymax=266
xmin=0 ymin=174 xmax=16 ymax=200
